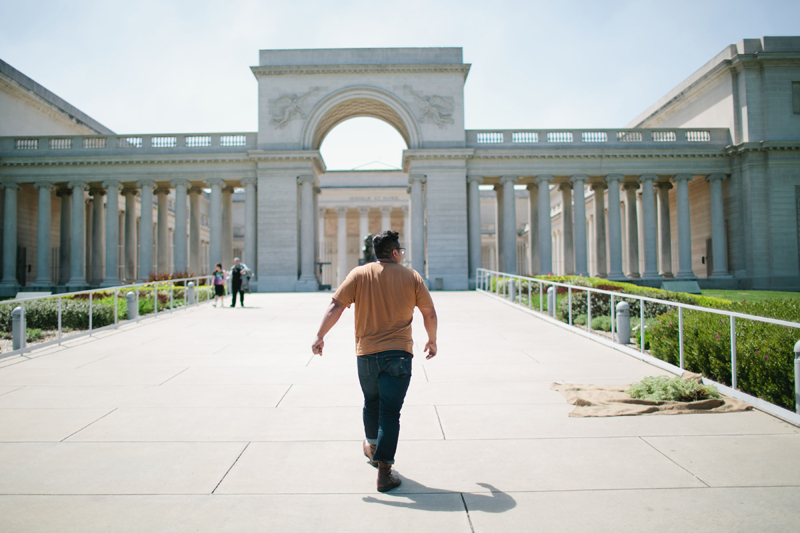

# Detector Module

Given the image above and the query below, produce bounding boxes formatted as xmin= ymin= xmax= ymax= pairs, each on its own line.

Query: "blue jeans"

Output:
xmin=357 ymin=350 xmax=412 ymax=465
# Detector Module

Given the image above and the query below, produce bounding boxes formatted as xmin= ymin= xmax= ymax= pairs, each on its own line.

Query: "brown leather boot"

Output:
xmin=363 ymin=440 xmax=377 ymax=467
xmin=377 ymin=462 xmax=401 ymax=492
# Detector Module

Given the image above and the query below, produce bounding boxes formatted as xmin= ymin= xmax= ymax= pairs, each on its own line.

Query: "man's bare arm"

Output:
xmin=418 ymin=306 xmax=438 ymax=359
xmin=311 ymin=299 xmax=346 ymax=356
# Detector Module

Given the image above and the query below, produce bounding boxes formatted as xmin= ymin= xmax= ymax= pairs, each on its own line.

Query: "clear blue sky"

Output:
xmin=2 ymin=0 xmax=798 ymax=169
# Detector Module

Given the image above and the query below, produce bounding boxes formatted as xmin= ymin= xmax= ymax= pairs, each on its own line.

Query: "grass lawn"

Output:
xmin=701 ymin=289 xmax=800 ymax=303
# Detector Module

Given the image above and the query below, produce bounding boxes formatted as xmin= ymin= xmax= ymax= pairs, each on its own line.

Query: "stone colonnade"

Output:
xmin=323 ymin=204 xmax=410 ymax=285
xmin=0 ymin=179 xmax=257 ymax=289
xmin=466 ymin=173 xmax=730 ymax=281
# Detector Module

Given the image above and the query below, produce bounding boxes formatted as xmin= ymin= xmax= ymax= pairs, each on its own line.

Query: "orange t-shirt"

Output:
xmin=332 ymin=261 xmax=434 ymax=356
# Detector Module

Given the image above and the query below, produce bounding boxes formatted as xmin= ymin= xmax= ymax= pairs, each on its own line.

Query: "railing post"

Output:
xmin=794 ymin=340 xmax=800 ymax=414
xmin=89 ymin=292 xmax=93 ymax=333
xmin=616 ymin=301 xmax=630 ymax=344
xmin=127 ymin=291 xmax=137 ymax=320
xmin=12 ymin=306 xmax=26 ymax=351
xmin=731 ymin=316 xmax=737 ymax=390
xmin=528 ymin=279 xmax=531 ymax=309
xmin=170 ymin=281 xmax=174 ymax=312
xmin=610 ymin=295 xmax=616 ymax=341
xmin=114 ymin=289 xmax=118 ymax=325
xmin=57 ymin=295 xmax=62 ymax=342
xmin=587 ymin=291 xmax=592 ymax=333
xmin=154 ymin=283 xmax=158 ymax=317
xmin=640 ymin=297 xmax=645 ymax=352
xmin=679 ymin=306 xmax=684 ymax=369
xmin=539 ymin=282 xmax=543 ymax=313
xmin=568 ymin=287 xmax=572 ymax=325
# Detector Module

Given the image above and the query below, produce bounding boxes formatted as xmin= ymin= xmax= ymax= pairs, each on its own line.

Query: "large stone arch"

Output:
xmin=300 ymin=86 xmax=422 ymax=151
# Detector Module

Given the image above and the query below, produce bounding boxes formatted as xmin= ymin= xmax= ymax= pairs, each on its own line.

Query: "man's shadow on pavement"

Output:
xmin=363 ymin=479 xmax=516 ymax=513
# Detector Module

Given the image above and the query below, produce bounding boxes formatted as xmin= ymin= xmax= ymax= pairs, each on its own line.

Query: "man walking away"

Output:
xmin=312 ymin=230 xmax=438 ymax=492
xmin=229 ymin=257 xmax=248 ymax=307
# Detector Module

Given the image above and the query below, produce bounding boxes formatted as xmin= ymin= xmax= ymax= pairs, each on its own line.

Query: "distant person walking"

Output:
xmin=212 ymin=263 xmax=226 ymax=308
xmin=311 ymin=230 xmax=438 ymax=492
xmin=229 ymin=257 xmax=249 ymax=307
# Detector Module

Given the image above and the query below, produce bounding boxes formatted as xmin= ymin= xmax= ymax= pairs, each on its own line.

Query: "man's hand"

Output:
xmin=424 ymin=340 xmax=437 ymax=359
xmin=312 ymin=336 xmax=324 ymax=356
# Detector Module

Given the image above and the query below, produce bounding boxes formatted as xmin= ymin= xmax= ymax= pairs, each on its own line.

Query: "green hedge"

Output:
xmin=649 ymin=299 xmax=800 ymax=411
xmin=485 ymin=273 xmax=800 ymax=411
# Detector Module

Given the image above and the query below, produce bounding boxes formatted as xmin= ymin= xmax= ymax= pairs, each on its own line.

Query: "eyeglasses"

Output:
xmin=395 ymin=248 xmax=405 ymax=254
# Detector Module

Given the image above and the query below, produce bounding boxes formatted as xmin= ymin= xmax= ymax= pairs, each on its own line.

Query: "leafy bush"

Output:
xmin=591 ymin=315 xmax=612 ymax=332
xmin=648 ymin=299 xmax=800 ymax=410
xmin=627 ymin=375 xmax=721 ymax=402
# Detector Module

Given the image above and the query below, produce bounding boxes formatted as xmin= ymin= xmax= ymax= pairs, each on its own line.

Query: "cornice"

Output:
xmin=726 ymin=141 xmax=800 ymax=154
xmin=0 ymin=153 xmax=254 ymax=168
xmin=251 ymin=63 xmax=471 ymax=78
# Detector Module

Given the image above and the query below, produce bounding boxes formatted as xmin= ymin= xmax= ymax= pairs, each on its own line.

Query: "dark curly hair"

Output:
xmin=373 ymin=230 xmax=400 ymax=260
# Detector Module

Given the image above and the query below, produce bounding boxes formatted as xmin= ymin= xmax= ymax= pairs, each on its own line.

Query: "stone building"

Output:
xmin=1 ymin=37 xmax=799 ymax=295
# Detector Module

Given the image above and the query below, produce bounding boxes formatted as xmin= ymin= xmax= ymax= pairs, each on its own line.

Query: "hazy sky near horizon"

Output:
xmin=2 ymin=0 xmax=798 ymax=169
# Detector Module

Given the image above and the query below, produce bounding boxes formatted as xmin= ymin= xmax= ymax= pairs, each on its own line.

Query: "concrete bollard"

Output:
xmin=616 ymin=301 xmax=631 ymax=344
xmin=795 ymin=340 xmax=800 ymax=414
xmin=547 ymin=286 xmax=556 ymax=317
xmin=188 ymin=282 xmax=195 ymax=305
xmin=126 ymin=292 xmax=138 ymax=320
xmin=508 ymin=279 xmax=516 ymax=302
xmin=12 ymin=306 xmax=25 ymax=350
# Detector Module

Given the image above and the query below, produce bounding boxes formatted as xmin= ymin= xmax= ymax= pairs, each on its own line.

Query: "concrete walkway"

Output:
xmin=0 ymin=292 xmax=798 ymax=532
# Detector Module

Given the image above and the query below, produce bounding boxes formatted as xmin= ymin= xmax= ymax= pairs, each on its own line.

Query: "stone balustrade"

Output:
xmin=467 ymin=128 xmax=731 ymax=149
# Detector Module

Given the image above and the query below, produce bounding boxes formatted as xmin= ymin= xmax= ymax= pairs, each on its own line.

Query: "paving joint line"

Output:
xmin=275 ymin=384 xmax=293 ymax=407
xmin=159 ymin=367 xmax=190 ymax=385
xmin=212 ymin=442 xmax=251 ymax=494
xmin=460 ymin=493 xmax=476 ymax=533
xmin=60 ymin=408 xmax=118 ymax=442
xmin=639 ymin=436 xmax=710 ymax=487
xmin=434 ymin=405 xmax=447 ymax=440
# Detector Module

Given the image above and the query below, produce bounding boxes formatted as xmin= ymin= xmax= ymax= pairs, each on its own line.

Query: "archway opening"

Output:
xmin=319 ymin=117 xmax=407 ymax=170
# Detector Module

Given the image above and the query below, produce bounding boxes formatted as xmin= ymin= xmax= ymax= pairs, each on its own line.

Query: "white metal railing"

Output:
xmin=476 ymin=268 xmax=800 ymax=420
xmin=0 ymin=276 xmax=213 ymax=360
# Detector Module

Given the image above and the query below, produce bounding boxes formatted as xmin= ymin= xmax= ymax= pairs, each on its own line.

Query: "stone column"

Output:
xmin=67 ymin=181 xmax=88 ymax=287
xmin=467 ymin=176 xmax=483 ymax=287
xmin=1 ymin=183 xmax=20 ymax=287
xmin=409 ymin=175 xmax=426 ymax=277
xmin=673 ymin=174 xmax=695 ymax=278
xmin=536 ymin=176 xmax=553 ymax=274
xmin=623 ymin=182 xmax=640 ymax=278
xmin=494 ymin=183 xmax=504 ymax=272
xmin=639 ymin=175 xmax=659 ymax=278
xmin=101 ymin=183 xmax=122 ymax=287
xmin=57 ymin=188 xmax=72 ymax=285
xmin=242 ymin=178 xmax=257 ymax=274
xmin=296 ymin=176 xmax=317 ymax=291
xmin=336 ymin=207 xmax=348 ymax=285
xmin=591 ymin=182 xmax=607 ymax=278
xmin=189 ymin=188 xmax=202 ymax=274
xmin=500 ymin=176 xmax=518 ymax=275
xmin=90 ymin=188 xmax=105 ymax=285
xmin=656 ymin=182 xmax=673 ymax=277
xmin=33 ymin=183 xmax=55 ymax=286
xmin=171 ymin=180 xmax=189 ymax=274
xmin=123 ymin=189 xmax=138 ymax=282
xmin=605 ymin=175 xmax=624 ymax=279
xmin=358 ymin=207 xmax=370 ymax=241
xmin=155 ymin=188 xmax=170 ymax=276
xmin=222 ymin=186 xmax=234 ymax=268
xmin=206 ymin=179 xmax=224 ymax=272
xmin=380 ymin=206 xmax=392 ymax=233
xmin=137 ymin=180 xmax=155 ymax=282
xmin=402 ymin=206 xmax=410 ymax=249
xmin=571 ymin=175 xmax=589 ymax=276
xmin=708 ymin=174 xmax=730 ymax=277
xmin=559 ymin=183 xmax=574 ymax=275
xmin=526 ymin=183 xmax=539 ymax=276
